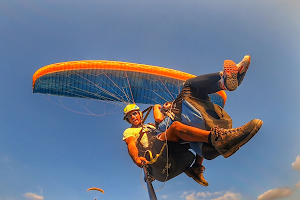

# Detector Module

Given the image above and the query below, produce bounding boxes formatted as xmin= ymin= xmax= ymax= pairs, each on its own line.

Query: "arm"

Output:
xmin=125 ymin=136 xmax=148 ymax=167
xmin=153 ymin=104 xmax=165 ymax=123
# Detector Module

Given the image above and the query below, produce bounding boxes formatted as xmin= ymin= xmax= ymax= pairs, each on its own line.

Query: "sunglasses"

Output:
xmin=126 ymin=111 xmax=139 ymax=119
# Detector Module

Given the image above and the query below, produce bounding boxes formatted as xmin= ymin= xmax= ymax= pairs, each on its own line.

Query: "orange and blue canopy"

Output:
xmin=32 ymin=60 xmax=226 ymax=107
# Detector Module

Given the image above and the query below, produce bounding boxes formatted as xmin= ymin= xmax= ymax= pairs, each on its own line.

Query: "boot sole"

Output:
xmin=222 ymin=119 xmax=263 ymax=158
xmin=224 ymin=60 xmax=238 ymax=91
xmin=225 ymin=73 xmax=238 ymax=91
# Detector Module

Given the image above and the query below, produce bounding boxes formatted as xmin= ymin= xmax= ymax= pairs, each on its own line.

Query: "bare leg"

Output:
xmin=158 ymin=119 xmax=263 ymax=159
xmin=158 ymin=121 xmax=210 ymax=143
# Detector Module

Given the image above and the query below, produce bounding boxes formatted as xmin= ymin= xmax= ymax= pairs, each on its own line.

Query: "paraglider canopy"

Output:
xmin=32 ymin=60 xmax=227 ymax=107
xmin=87 ymin=187 xmax=104 ymax=193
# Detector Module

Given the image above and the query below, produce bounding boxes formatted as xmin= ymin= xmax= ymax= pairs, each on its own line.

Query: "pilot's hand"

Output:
xmin=135 ymin=156 xmax=148 ymax=167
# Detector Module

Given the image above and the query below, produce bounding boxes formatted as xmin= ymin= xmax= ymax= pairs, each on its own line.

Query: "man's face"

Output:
xmin=126 ymin=110 xmax=142 ymax=126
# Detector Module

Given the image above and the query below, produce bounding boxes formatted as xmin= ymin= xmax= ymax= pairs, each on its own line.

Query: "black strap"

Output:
xmin=142 ymin=106 xmax=153 ymax=123
xmin=136 ymin=125 xmax=145 ymax=145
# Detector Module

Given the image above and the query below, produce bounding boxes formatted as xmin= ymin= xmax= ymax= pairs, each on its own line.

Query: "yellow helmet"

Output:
xmin=123 ymin=104 xmax=140 ymax=120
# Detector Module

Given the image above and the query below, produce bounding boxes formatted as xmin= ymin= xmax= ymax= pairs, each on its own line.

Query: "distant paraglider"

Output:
xmin=87 ymin=187 xmax=104 ymax=193
xmin=87 ymin=187 xmax=104 ymax=200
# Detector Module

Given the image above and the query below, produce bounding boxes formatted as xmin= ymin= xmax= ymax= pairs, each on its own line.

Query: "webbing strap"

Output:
xmin=142 ymin=106 xmax=153 ymax=123
xmin=146 ymin=143 xmax=166 ymax=164
xmin=139 ymin=106 xmax=166 ymax=165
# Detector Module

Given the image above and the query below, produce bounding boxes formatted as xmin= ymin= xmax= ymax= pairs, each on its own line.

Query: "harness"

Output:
xmin=135 ymin=107 xmax=194 ymax=182
xmin=136 ymin=124 xmax=166 ymax=165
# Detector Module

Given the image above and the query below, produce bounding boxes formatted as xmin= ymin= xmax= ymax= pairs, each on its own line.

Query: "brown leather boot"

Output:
xmin=211 ymin=119 xmax=263 ymax=158
xmin=185 ymin=165 xmax=208 ymax=186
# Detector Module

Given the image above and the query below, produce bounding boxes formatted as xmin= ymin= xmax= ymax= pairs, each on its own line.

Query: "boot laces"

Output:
xmin=199 ymin=165 xmax=205 ymax=173
xmin=212 ymin=126 xmax=242 ymax=140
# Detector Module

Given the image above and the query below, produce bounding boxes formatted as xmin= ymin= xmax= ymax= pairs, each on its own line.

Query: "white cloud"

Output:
xmin=185 ymin=191 xmax=197 ymax=200
xmin=257 ymin=188 xmax=294 ymax=200
xmin=292 ymin=155 xmax=300 ymax=171
xmin=257 ymin=155 xmax=300 ymax=200
xmin=195 ymin=191 xmax=223 ymax=199
xmin=211 ymin=191 xmax=241 ymax=200
xmin=22 ymin=193 xmax=44 ymax=200
xmin=181 ymin=191 xmax=241 ymax=200
xmin=196 ymin=192 xmax=207 ymax=198
xmin=161 ymin=194 xmax=168 ymax=199
xmin=196 ymin=191 xmax=213 ymax=198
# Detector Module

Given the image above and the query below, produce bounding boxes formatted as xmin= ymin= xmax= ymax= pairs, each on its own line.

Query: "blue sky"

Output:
xmin=1 ymin=0 xmax=300 ymax=200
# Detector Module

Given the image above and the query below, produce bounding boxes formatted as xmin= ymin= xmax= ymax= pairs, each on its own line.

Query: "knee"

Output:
xmin=169 ymin=121 xmax=182 ymax=131
xmin=167 ymin=121 xmax=183 ymax=135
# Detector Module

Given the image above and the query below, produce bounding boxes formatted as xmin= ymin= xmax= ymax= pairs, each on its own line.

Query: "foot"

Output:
xmin=210 ymin=119 xmax=263 ymax=158
xmin=220 ymin=60 xmax=238 ymax=91
xmin=237 ymin=55 xmax=251 ymax=86
xmin=185 ymin=165 xmax=208 ymax=186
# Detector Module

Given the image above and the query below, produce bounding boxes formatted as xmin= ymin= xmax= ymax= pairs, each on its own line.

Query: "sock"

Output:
xmin=208 ymin=133 xmax=212 ymax=145
xmin=219 ymin=76 xmax=227 ymax=90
